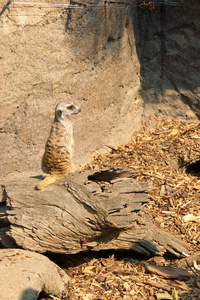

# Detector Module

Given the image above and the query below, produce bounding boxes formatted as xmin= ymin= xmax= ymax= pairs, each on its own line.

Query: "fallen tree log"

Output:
xmin=0 ymin=168 xmax=188 ymax=257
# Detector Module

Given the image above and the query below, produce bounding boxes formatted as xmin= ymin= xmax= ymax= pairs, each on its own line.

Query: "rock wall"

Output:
xmin=0 ymin=0 xmax=199 ymax=178
xmin=137 ymin=0 xmax=200 ymax=118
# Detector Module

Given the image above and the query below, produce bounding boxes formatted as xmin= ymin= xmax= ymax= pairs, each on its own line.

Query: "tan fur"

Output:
xmin=36 ymin=103 xmax=81 ymax=190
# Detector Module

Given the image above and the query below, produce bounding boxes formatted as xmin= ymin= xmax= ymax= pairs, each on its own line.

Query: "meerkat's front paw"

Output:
xmin=36 ymin=175 xmax=60 ymax=190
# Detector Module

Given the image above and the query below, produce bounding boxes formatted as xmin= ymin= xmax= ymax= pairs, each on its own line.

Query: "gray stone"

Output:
xmin=0 ymin=249 xmax=70 ymax=300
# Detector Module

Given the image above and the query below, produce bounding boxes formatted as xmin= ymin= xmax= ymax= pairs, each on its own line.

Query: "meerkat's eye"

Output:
xmin=67 ymin=105 xmax=75 ymax=110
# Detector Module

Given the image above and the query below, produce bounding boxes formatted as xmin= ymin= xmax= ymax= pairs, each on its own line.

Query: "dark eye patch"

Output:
xmin=67 ymin=105 xmax=75 ymax=110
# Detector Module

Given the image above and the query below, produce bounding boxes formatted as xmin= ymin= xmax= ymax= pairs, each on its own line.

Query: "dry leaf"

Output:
xmin=146 ymin=279 xmax=171 ymax=292
xmin=172 ymin=288 xmax=179 ymax=300
xmin=147 ymin=265 xmax=191 ymax=280
xmin=123 ymin=282 xmax=130 ymax=291
xmin=169 ymin=129 xmax=179 ymax=136
xmin=156 ymin=292 xmax=173 ymax=299
xmin=182 ymin=214 xmax=200 ymax=223
xmin=172 ymin=280 xmax=191 ymax=290
xmin=83 ymin=266 xmax=96 ymax=274
xmin=82 ymin=294 xmax=94 ymax=300
xmin=92 ymin=282 xmax=104 ymax=289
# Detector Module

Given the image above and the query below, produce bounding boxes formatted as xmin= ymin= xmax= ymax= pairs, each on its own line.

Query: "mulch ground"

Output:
xmin=42 ymin=118 xmax=200 ymax=300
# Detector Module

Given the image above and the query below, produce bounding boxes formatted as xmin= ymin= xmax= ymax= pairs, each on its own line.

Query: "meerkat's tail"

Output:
xmin=36 ymin=175 xmax=63 ymax=190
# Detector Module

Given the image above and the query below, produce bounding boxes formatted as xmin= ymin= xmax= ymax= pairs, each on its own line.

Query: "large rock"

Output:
xmin=0 ymin=248 xmax=70 ymax=300
xmin=138 ymin=1 xmax=200 ymax=118
xmin=0 ymin=0 xmax=199 ymax=178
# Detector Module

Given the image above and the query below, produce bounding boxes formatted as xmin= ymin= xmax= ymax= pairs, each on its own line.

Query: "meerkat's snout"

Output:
xmin=72 ymin=106 xmax=81 ymax=115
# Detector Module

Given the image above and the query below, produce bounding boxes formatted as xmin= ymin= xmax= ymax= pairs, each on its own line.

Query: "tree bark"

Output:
xmin=0 ymin=168 xmax=188 ymax=257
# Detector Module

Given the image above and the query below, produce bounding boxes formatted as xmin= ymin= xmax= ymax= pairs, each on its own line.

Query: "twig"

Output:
xmin=185 ymin=259 xmax=198 ymax=277
xmin=0 ymin=0 xmax=12 ymax=17
xmin=70 ymin=0 xmax=88 ymax=7
xmin=180 ymin=200 xmax=192 ymax=208
xmin=165 ymin=185 xmax=174 ymax=207
xmin=105 ymin=0 xmax=131 ymax=5
xmin=146 ymin=279 xmax=171 ymax=292
xmin=105 ymin=144 xmax=118 ymax=151
xmin=142 ymin=172 xmax=164 ymax=180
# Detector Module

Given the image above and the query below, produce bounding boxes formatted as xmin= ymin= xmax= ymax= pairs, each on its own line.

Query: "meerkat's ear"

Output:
xmin=57 ymin=109 xmax=62 ymax=118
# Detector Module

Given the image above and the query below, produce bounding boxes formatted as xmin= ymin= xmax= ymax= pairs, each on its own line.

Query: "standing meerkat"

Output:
xmin=36 ymin=103 xmax=81 ymax=190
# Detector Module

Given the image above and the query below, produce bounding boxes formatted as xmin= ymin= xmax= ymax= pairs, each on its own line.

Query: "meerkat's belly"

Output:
xmin=42 ymin=126 xmax=74 ymax=175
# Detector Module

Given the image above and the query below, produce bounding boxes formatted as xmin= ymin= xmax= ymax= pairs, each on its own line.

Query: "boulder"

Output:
xmin=0 ymin=248 xmax=70 ymax=300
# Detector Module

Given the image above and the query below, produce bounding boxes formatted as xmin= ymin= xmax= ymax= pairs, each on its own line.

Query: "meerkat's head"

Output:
xmin=55 ymin=103 xmax=81 ymax=121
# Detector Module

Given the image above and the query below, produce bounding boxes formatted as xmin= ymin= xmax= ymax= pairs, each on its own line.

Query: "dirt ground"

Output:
xmin=40 ymin=117 xmax=200 ymax=300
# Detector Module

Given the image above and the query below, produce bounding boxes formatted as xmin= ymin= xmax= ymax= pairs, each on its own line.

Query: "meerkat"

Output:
xmin=36 ymin=103 xmax=81 ymax=190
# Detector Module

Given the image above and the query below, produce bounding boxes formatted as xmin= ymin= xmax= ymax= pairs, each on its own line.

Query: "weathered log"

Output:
xmin=0 ymin=168 xmax=188 ymax=257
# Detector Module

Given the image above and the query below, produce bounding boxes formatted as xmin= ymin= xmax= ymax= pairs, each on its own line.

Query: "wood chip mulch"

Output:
xmin=88 ymin=117 xmax=200 ymax=251
xmin=43 ymin=118 xmax=200 ymax=300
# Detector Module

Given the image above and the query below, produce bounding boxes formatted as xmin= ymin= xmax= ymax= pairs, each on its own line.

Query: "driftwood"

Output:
xmin=0 ymin=168 xmax=188 ymax=257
